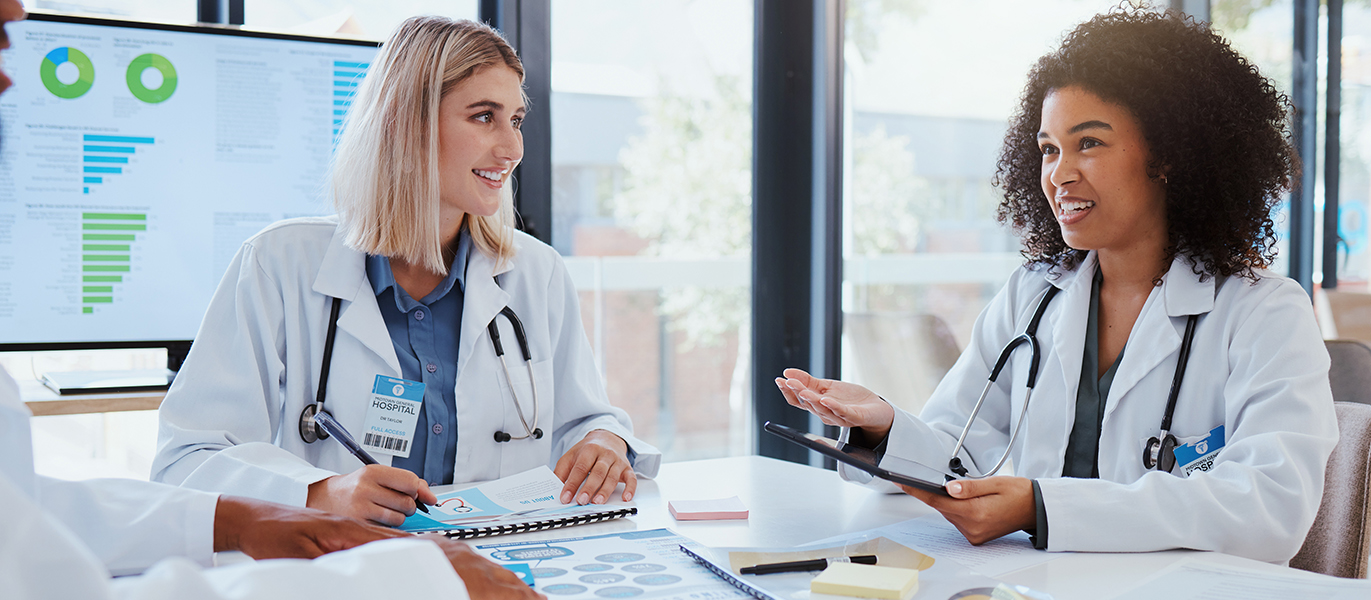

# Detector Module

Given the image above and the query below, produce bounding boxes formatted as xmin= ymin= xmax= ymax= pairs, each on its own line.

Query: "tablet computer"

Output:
xmin=763 ymin=421 xmax=951 ymax=496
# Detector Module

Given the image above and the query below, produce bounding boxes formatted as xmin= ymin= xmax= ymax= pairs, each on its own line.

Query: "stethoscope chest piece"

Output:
xmin=299 ymin=403 xmax=329 ymax=444
xmin=1143 ymin=432 xmax=1179 ymax=472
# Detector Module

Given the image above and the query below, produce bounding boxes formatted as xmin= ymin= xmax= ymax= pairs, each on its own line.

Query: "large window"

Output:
xmin=243 ymin=0 xmax=476 ymax=39
xmin=550 ymin=0 xmax=754 ymax=461
xmin=23 ymin=0 xmax=193 ymax=24
xmin=1211 ymin=1 xmax=1294 ymax=277
xmin=1337 ymin=5 xmax=1371 ymax=286
xmin=839 ymin=0 xmax=1137 ymax=416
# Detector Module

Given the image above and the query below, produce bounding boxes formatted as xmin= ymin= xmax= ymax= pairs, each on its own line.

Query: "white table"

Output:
xmin=478 ymin=455 xmax=1320 ymax=600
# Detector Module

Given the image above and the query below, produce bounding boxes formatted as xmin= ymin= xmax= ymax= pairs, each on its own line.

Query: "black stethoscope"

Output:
xmin=299 ymin=298 xmax=544 ymax=445
xmin=945 ymin=284 xmax=1200 ymax=479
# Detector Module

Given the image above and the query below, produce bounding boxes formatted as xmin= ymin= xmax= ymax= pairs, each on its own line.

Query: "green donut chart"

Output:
xmin=40 ymin=47 xmax=95 ymax=99
xmin=126 ymin=53 xmax=177 ymax=103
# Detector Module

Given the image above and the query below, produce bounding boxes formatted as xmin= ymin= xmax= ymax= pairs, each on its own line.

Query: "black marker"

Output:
xmin=740 ymin=555 xmax=877 ymax=575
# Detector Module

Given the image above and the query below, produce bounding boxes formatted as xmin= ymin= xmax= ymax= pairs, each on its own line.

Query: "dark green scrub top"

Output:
xmin=1032 ymin=268 xmax=1125 ymax=549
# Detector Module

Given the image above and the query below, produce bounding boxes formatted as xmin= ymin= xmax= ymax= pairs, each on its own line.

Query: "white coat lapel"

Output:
xmin=1045 ymin=253 xmax=1096 ymax=427
xmin=457 ymin=249 xmax=513 ymax=380
xmin=311 ymin=224 xmax=401 ymax=376
xmin=1102 ymin=255 xmax=1216 ymax=423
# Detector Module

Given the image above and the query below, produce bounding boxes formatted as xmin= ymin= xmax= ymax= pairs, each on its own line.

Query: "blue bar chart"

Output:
xmin=82 ymin=134 xmax=154 ymax=194
xmin=332 ymin=60 xmax=368 ymax=143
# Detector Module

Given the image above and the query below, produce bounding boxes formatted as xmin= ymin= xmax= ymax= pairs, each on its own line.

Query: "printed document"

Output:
xmin=1114 ymin=559 xmax=1371 ymax=600
xmin=811 ymin=514 xmax=1061 ymax=577
xmin=400 ymin=466 xmax=579 ymax=532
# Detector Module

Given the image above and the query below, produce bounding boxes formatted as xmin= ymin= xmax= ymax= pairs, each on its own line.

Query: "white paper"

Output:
xmin=474 ymin=528 xmax=753 ymax=600
xmin=400 ymin=466 xmax=571 ymax=532
xmin=704 ymin=537 xmax=1008 ymax=600
xmin=1113 ymin=559 xmax=1371 ymax=600
xmin=811 ymin=514 xmax=1061 ymax=577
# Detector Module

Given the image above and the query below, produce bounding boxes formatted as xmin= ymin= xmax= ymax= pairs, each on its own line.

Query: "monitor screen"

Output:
xmin=0 ymin=13 xmax=379 ymax=348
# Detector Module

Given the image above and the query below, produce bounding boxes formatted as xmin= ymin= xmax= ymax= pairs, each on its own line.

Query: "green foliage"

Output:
xmin=612 ymin=76 xmax=752 ymax=348
xmin=1211 ymin=0 xmax=1278 ymax=32
xmin=847 ymin=0 xmax=927 ymax=62
xmin=848 ymin=126 xmax=925 ymax=255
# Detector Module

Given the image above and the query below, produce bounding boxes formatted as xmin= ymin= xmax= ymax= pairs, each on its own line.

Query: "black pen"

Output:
xmin=740 ymin=555 xmax=877 ymax=575
xmin=313 ymin=410 xmax=431 ymax=515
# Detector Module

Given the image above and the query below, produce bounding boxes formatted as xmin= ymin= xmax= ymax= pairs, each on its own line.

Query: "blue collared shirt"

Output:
xmin=365 ymin=233 xmax=472 ymax=486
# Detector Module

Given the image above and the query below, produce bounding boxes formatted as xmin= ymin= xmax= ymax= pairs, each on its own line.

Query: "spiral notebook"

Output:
xmin=397 ymin=466 xmax=637 ymax=539
xmin=403 ymin=504 xmax=638 ymax=539
xmin=679 ymin=544 xmax=779 ymax=600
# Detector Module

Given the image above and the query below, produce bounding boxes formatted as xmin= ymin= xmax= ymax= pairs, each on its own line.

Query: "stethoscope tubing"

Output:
xmin=949 ymin=286 xmax=1056 ymax=479
xmin=489 ymin=307 xmax=541 ymax=441
xmin=301 ymin=298 xmax=542 ymax=444
xmin=947 ymin=283 xmax=1200 ymax=479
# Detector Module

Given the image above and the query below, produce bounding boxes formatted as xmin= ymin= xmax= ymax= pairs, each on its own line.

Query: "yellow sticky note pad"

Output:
xmin=810 ymin=562 xmax=919 ymax=600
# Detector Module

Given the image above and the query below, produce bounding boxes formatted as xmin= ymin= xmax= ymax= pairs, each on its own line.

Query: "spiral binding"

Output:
xmin=441 ymin=507 xmax=638 ymax=539
xmin=678 ymin=544 xmax=779 ymax=600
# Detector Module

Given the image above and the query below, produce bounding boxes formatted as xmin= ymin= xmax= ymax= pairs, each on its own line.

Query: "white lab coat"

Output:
xmin=843 ymin=251 xmax=1339 ymax=563
xmin=0 ymin=366 xmax=469 ymax=600
xmin=152 ymin=217 xmax=660 ymax=506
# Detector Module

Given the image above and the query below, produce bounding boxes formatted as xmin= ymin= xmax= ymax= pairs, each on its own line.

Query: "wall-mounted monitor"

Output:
xmin=0 ymin=12 xmax=379 ymax=361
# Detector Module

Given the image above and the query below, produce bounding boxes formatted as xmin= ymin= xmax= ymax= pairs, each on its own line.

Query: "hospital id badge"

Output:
xmin=1173 ymin=424 xmax=1226 ymax=476
xmin=360 ymin=375 xmax=424 ymax=458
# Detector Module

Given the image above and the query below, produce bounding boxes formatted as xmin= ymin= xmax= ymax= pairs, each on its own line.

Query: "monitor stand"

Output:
xmin=42 ymin=369 xmax=175 ymax=395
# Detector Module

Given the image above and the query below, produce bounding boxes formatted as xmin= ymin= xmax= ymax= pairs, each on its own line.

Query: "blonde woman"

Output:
xmin=153 ymin=16 xmax=659 ymax=526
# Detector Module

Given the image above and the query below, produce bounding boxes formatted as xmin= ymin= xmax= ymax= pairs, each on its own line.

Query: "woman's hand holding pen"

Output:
xmin=555 ymin=430 xmax=635 ymax=505
xmin=306 ymin=464 xmax=438 ymax=526
xmin=775 ymin=368 xmax=896 ymax=440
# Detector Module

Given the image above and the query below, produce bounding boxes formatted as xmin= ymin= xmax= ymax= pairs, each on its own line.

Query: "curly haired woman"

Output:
xmin=775 ymin=8 xmax=1337 ymax=562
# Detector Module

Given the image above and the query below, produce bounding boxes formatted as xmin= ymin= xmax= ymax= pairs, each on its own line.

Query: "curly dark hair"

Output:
xmin=993 ymin=7 xmax=1297 ymax=282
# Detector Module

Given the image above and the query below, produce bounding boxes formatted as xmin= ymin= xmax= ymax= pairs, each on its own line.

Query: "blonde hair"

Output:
xmin=332 ymin=16 xmax=523 ymax=274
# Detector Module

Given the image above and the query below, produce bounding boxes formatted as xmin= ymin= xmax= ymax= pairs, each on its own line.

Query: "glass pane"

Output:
xmin=1212 ymin=1 xmax=1294 ymax=280
xmin=244 ymin=0 xmax=478 ymax=39
xmin=25 ymin=0 xmax=194 ymax=24
xmin=551 ymin=0 xmax=754 ymax=461
xmin=1339 ymin=6 xmax=1371 ymax=287
xmin=839 ymin=0 xmax=1130 ymax=416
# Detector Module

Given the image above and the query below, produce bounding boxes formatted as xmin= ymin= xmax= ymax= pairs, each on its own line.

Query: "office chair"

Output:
xmin=844 ymin=312 xmax=961 ymax=416
xmin=1327 ymin=340 xmax=1371 ymax=406
xmin=1291 ymin=401 xmax=1371 ymax=578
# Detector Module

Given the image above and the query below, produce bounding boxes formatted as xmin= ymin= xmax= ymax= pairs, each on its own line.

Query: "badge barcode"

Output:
xmin=363 ymin=432 xmax=410 ymax=453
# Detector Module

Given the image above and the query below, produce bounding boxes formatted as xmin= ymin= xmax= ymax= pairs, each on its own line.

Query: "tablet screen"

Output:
xmin=764 ymin=422 xmax=953 ymax=495
xmin=793 ymin=428 xmax=954 ymax=483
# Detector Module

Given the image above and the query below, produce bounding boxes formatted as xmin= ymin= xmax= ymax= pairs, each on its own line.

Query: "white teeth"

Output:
xmin=474 ymin=169 xmax=506 ymax=182
xmin=1059 ymin=200 xmax=1095 ymax=214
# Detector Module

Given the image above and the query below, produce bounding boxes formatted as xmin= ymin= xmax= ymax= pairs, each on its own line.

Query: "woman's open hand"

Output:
xmin=775 ymin=368 xmax=896 ymax=440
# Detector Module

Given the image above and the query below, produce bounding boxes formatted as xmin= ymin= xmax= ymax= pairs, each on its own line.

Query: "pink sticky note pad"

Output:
xmin=668 ymin=496 xmax=749 ymax=521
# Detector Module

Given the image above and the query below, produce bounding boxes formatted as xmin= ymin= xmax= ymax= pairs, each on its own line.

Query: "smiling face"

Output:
xmin=436 ymin=65 xmax=525 ymax=220
xmin=1038 ymin=86 xmax=1168 ymax=258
